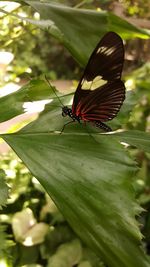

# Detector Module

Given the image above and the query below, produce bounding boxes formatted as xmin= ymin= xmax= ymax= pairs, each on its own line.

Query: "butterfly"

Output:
xmin=62 ymin=31 xmax=125 ymax=132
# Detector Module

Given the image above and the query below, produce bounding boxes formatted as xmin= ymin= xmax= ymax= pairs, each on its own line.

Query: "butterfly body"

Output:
xmin=62 ymin=106 xmax=80 ymax=123
xmin=62 ymin=105 xmax=112 ymax=131
xmin=62 ymin=32 xmax=125 ymax=132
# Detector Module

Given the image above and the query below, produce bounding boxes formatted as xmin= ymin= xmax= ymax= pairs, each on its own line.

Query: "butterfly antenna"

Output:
xmin=45 ymin=75 xmax=64 ymax=107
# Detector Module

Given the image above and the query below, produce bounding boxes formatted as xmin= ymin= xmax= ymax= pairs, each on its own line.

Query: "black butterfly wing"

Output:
xmin=76 ymin=80 xmax=125 ymax=122
xmin=72 ymin=32 xmax=125 ymax=121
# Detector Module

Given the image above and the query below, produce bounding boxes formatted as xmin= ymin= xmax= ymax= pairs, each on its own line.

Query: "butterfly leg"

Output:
xmin=81 ymin=121 xmax=99 ymax=144
xmin=94 ymin=121 xmax=112 ymax=132
xmin=60 ymin=120 xmax=75 ymax=134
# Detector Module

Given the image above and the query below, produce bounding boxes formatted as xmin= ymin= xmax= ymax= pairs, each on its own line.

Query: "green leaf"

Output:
xmin=114 ymin=130 xmax=150 ymax=153
xmin=25 ymin=1 xmax=150 ymax=66
xmin=47 ymin=239 xmax=82 ymax=267
xmin=0 ymin=79 xmax=56 ymax=123
xmin=0 ymin=169 xmax=9 ymax=208
xmin=78 ymin=261 xmax=92 ymax=267
xmin=1 ymin=104 xmax=149 ymax=266
xmin=0 ymin=225 xmax=8 ymax=257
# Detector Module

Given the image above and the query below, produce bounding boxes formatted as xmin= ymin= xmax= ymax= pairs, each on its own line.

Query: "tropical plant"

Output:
xmin=0 ymin=1 xmax=150 ymax=267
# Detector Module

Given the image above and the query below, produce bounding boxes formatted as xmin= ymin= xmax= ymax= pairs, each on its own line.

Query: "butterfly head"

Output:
xmin=62 ymin=106 xmax=71 ymax=117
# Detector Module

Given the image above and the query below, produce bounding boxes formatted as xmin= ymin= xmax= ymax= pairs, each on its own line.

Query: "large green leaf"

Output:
xmin=1 ymin=103 xmax=150 ymax=267
xmin=24 ymin=1 xmax=150 ymax=66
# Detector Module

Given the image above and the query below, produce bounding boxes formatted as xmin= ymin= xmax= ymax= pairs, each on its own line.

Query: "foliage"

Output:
xmin=0 ymin=1 xmax=150 ymax=267
xmin=0 ymin=2 xmax=78 ymax=82
xmin=124 ymin=0 xmax=150 ymax=18
xmin=0 ymin=152 xmax=104 ymax=266
xmin=0 ymin=169 xmax=9 ymax=208
xmin=125 ymin=63 xmax=150 ymax=131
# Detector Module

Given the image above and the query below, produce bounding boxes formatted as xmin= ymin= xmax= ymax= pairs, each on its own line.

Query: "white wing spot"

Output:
xmin=96 ymin=46 xmax=116 ymax=56
xmin=81 ymin=76 xmax=107 ymax=90
xmin=81 ymin=79 xmax=84 ymax=85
